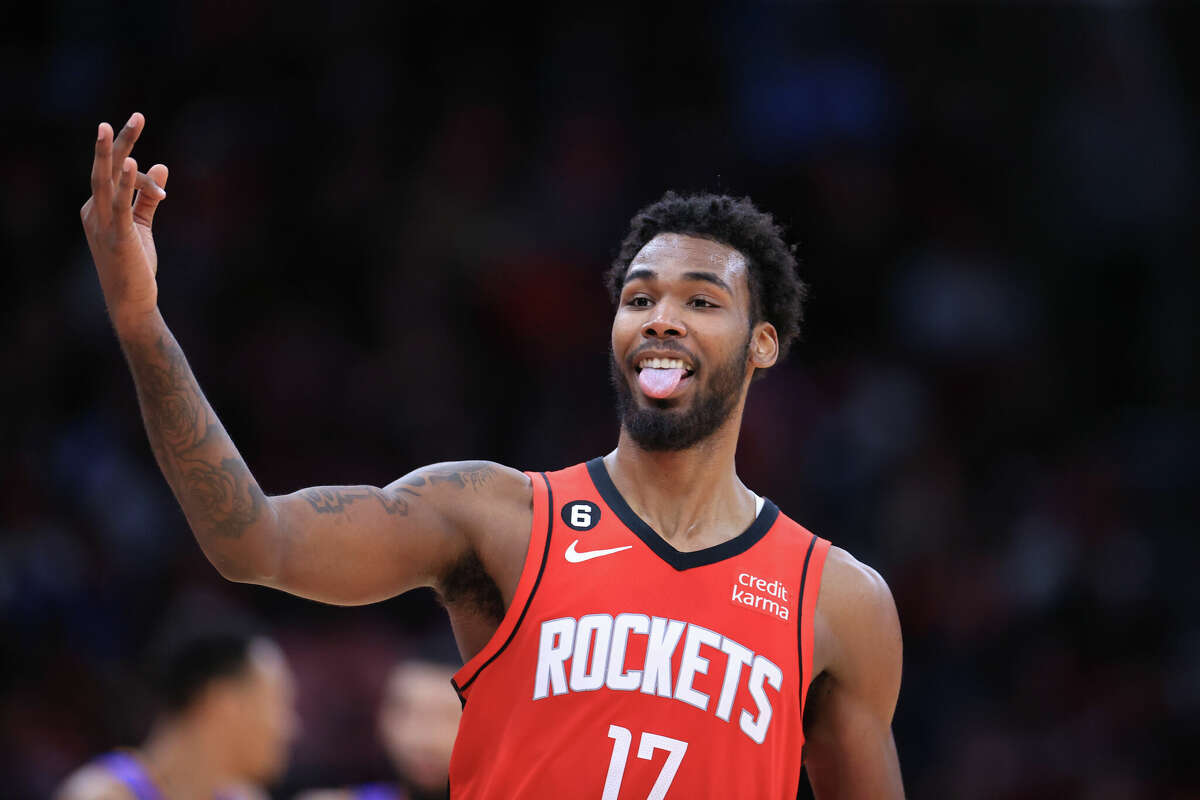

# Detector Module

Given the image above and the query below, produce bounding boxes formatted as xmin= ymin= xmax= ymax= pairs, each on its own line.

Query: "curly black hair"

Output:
xmin=606 ymin=191 xmax=807 ymax=365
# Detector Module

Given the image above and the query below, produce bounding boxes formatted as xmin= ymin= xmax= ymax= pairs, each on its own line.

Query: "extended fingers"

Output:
xmin=88 ymin=114 xmax=162 ymax=232
xmin=111 ymin=113 xmax=145 ymax=181
xmin=90 ymin=122 xmax=114 ymax=214
xmin=113 ymin=157 xmax=138 ymax=222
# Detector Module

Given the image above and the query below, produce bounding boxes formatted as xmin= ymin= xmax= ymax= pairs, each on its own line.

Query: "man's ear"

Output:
xmin=750 ymin=322 xmax=779 ymax=370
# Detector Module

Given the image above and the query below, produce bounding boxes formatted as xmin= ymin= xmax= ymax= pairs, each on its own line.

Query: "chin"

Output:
xmin=642 ymin=395 xmax=685 ymax=411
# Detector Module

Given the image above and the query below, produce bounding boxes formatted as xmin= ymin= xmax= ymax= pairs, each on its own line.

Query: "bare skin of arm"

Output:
xmin=80 ymin=114 xmax=531 ymax=611
xmin=804 ymin=546 xmax=905 ymax=799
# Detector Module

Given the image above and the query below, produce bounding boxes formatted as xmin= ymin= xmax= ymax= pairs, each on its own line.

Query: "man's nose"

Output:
xmin=641 ymin=304 xmax=687 ymax=339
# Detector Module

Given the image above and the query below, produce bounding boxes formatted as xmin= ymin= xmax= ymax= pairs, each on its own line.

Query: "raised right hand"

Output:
xmin=81 ymin=112 xmax=170 ymax=335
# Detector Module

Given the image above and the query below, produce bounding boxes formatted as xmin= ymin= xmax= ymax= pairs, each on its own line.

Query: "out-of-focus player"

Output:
xmin=296 ymin=661 xmax=461 ymax=800
xmin=55 ymin=628 xmax=299 ymax=800
xmin=81 ymin=113 xmax=903 ymax=798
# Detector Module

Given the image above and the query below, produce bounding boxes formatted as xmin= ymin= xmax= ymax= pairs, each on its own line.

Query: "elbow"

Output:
xmin=199 ymin=500 xmax=285 ymax=586
xmin=210 ymin=535 xmax=285 ymax=585
xmin=208 ymin=551 xmax=273 ymax=585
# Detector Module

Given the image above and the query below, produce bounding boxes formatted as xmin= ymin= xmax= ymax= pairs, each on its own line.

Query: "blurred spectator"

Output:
xmin=294 ymin=661 xmax=460 ymax=800
xmin=54 ymin=626 xmax=298 ymax=800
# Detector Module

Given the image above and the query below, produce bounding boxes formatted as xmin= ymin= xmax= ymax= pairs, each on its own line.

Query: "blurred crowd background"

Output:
xmin=3 ymin=2 xmax=1198 ymax=797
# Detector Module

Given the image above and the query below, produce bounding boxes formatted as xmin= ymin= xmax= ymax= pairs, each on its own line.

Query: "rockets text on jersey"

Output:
xmin=532 ymin=613 xmax=782 ymax=744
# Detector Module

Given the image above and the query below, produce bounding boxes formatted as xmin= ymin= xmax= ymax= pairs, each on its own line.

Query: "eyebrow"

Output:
xmin=623 ymin=268 xmax=732 ymax=293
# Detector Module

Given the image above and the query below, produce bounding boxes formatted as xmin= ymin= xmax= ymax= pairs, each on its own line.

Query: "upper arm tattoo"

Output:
xmin=300 ymin=487 xmax=410 ymax=516
xmin=297 ymin=464 xmax=498 ymax=520
xmin=400 ymin=464 xmax=497 ymax=494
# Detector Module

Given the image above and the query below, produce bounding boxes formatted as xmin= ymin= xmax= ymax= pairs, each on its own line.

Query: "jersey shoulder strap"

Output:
xmin=451 ymin=470 xmax=554 ymax=700
xmin=789 ymin=519 xmax=831 ymax=718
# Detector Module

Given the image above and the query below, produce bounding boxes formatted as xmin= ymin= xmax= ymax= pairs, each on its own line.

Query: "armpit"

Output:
xmin=438 ymin=548 xmax=505 ymax=624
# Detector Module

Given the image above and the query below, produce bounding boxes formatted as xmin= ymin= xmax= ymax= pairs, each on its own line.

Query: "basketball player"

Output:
xmin=295 ymin=660 xmax=461 ymax=800
xmin=81 ymin=113 xmax=903 ymax=798
xmin=55 ymin=627 xmax=298 ymax=800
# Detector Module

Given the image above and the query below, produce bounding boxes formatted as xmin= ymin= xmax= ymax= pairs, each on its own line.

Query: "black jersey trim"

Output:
xmin=585 ymin=457 xmax=779 ymax=571
xmin=451 ymin=471 xmax=555 ymax=704
xmin=794 ymin=533 xmax=818 ymax=796
xmin=796 ymin=533 xmax=818 ymax=705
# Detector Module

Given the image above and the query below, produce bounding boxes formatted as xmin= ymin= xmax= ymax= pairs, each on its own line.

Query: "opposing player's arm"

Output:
xmin=804 ymin=547 xmax=904 ymax=800
xmin=80 ymin=115 xmax=530 ymax=605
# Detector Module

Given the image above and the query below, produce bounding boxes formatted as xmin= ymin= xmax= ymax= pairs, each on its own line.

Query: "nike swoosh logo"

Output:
xmin=565 ymin=540 xmax=633 ymax=563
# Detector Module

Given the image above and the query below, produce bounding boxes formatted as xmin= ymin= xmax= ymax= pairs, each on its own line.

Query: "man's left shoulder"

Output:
xmin=813 ymin=546 xmax=902 ymax=680
xmin=821 ymin=546 xmax=894 ymax=611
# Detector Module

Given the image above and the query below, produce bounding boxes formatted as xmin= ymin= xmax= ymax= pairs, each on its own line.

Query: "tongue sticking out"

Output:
xmin=638 ymin=368 xmax=686 ymax=399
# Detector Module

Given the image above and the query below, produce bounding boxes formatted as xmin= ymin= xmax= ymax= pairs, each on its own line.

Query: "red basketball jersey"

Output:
xmin=449 ymin=459 xmax=831 ymax=799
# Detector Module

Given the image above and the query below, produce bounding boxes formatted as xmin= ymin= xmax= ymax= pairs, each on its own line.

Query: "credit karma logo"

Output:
xmin=730 ymin=572 xmax=790 ymax=621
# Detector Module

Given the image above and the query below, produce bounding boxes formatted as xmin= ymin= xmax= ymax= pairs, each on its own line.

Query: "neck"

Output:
xmin=605 ymin=399 xmax=756 ymax=550
xmin=140 ymin=715 xmax=228 ymax=800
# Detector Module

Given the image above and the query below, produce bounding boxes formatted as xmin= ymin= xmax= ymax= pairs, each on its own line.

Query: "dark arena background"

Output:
xmin=3 ymin=2 xmax=1199 ymax=797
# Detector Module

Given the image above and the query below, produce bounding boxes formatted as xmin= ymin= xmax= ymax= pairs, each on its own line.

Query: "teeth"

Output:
xmin=638 ymin=357 xmax=687 ymax=370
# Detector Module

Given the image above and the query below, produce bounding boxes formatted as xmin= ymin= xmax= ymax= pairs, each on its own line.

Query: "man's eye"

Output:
xmin=628 ymin=296 xmax=652 ymax=307
xmin=690 ymin=298 xmax=718 ymax=308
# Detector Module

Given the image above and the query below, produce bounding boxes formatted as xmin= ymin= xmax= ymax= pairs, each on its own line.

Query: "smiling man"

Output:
xmin=82 ymin=113 xmax=904 ymax=799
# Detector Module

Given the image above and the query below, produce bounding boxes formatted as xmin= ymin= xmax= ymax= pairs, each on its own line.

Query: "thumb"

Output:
xmin=132 ymin=163 xmax=169 ymax=227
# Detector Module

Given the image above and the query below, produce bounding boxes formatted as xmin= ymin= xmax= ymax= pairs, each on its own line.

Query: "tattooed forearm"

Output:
xmin=184 ymin=458 xmax=266 ymax=537
xmin=134 ymin=337 xmax=212 ymax=454
xmin=123 ymin=331 xmax=266 ymax=541
xmin=300 ymin=487 xmax=410 ymax=516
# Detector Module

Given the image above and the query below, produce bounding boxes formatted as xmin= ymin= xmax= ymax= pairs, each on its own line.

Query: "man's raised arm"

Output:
xmin=81 ymin=113 xmax=530 ymax=605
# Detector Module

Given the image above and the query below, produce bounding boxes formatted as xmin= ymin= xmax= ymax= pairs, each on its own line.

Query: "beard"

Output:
xmin=610 ymin=337 xmax=750 ymax=452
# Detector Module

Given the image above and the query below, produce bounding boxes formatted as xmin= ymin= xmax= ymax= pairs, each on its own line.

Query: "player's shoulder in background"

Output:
xmin=53 ymin=762 xmax=137 ymax=800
